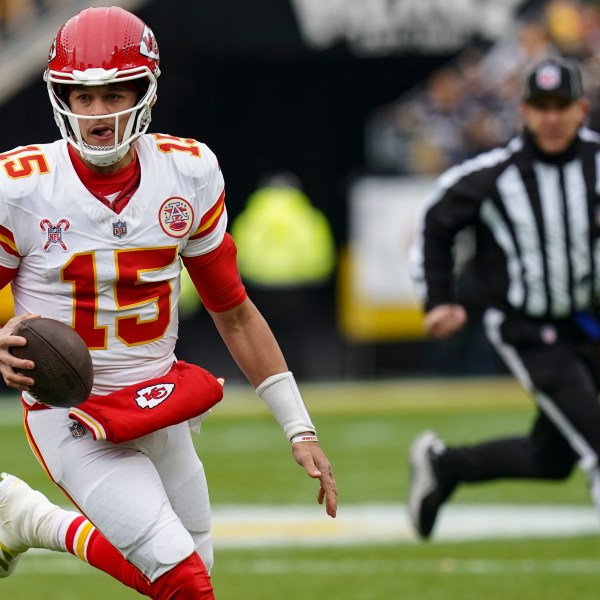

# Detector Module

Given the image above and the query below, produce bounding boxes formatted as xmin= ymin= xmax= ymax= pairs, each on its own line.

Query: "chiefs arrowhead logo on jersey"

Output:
xmin=135 ymin=383 xmax=175 ymax=409
xmin=159 ymin=197 xmax=194 ymax=238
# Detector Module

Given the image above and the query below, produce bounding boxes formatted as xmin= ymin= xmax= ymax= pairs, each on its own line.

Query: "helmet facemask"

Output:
xmin=45 ymin=68 xmax=158 ymax=167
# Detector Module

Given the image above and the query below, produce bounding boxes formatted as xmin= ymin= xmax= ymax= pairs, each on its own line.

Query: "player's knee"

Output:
xmin=151 ymin=524 xmax=196 ymax=571
xmin=149 ymin=552 xmax=214 ymax=600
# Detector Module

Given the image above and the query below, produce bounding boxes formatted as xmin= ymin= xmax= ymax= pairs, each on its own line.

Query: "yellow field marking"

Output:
xmin=211 ymin=376 xmax=531 ymax=418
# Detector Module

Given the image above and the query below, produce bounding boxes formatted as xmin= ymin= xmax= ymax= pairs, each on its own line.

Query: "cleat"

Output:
xmin=408 ymin=431 xmax=455 ymax=539
xmin=0 ymin=473 xmax=62 ymax=577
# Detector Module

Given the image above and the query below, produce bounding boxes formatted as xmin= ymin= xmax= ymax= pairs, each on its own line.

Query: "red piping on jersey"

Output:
xmin=189 ymin=189 xmax=225 ymax=240
xmin=23 ymin=404 xmax=92 ymax=519
xmin=23 ymin=406 xmax=53 ymax=478
xmin=0 ymin=265 xmax=17 ymax=289
xmin=0 ymin=224 xmax=19 ymax=258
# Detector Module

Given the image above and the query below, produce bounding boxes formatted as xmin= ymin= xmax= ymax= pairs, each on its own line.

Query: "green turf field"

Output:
xmin=1 ymin=377 xmax=599 ymax=599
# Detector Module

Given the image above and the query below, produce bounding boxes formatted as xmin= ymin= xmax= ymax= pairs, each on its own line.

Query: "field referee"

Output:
xmin=408 ymin=57 xmax=600 ymax=539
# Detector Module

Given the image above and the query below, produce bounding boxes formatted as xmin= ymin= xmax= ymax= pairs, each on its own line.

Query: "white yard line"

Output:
xmin=10 ymin=504 xmax=599 ymax=576
xmin=18 ymin=502 xmax=600 ymax=552
xmin=210 ymin=503 xmax=599 ymax=547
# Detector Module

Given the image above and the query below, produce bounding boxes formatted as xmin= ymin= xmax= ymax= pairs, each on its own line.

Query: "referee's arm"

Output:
xmin=412 ymin=178 xmax=481 ymax=314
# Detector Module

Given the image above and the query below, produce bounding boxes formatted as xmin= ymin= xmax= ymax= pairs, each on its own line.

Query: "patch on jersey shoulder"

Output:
xmin=40 ymin=218 xmax=70 ymax=251
xmin=159 ymin=197 xmax=194 ymax=238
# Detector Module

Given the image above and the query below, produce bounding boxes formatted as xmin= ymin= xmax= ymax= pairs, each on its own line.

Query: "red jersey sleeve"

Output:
xmin=0 ymin=266 xmax=17 ymax=290
xmin=181 ymin=233 xmax=247 ymax=312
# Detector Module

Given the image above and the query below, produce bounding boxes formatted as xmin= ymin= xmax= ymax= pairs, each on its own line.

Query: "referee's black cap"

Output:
xmin=523 ymin=57 xmax=583 ymax=103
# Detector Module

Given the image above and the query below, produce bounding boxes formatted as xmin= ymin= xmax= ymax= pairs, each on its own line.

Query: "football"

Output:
xmin=9 ymin=317 xmax=93 ymax=407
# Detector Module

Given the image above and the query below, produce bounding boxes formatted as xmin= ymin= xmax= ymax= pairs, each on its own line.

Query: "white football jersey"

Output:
xmin=0 ymin=134 xmax=227 ymax=395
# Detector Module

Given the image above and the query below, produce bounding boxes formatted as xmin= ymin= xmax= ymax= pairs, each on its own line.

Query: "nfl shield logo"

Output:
xmin=69 ymin=422 xmax=87 ymax=439
xmin=113 ymin=220 xmax=127 ymax=238
xmin=48 ymin=228 xmax=62 ymax=242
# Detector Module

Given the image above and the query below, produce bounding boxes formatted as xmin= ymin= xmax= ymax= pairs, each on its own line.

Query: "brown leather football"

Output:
xmin=9 ymin=317 xmax=93 ymax=407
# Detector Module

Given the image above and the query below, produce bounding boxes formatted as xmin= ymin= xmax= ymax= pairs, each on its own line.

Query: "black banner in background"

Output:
xmin=0 ymin=0 xmax=544 ymax=379
xmin=289 ymin=0 xmax=531 ymax=56
xmin=1 ymin=0 xmax=537 ymax=237
xmin=143 ymin=0 xmax=536 ymax=57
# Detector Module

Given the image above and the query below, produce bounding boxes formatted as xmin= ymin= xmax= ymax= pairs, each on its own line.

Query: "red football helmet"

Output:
xmin=44 ymin=6 xmax=161 ymax=167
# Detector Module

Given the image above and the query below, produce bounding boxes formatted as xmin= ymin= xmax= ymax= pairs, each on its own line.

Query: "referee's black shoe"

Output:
xmin=408 ymin=431 xmax=456 ymax=539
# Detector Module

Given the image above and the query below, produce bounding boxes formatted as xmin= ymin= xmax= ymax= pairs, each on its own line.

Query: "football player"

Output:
xmin=0 ymin=6 xmax=337 ymax=599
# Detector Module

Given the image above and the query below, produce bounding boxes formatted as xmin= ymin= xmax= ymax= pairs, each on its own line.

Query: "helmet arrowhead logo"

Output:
xmin=140 ymin=25 xmax=159 ymax=61
xmin=48 ymin=36 xmax=57 ymax=62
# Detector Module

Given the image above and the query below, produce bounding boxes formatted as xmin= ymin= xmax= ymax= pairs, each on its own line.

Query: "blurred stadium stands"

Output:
xmin=0 ymin=0 xmax=150 ymax=105
xmin=367 ymin=0 xmax=600 ymax=175
xmin=1 ymin=0 xmax=594 ymax=381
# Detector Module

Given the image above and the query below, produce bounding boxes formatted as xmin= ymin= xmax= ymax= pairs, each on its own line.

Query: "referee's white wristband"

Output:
xmin=256 ymin=371 xmax=316 ymax=441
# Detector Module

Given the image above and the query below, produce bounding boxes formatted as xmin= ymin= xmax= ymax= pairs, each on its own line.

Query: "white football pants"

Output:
xmin=25 ymin=407 xmax=212 ymax=581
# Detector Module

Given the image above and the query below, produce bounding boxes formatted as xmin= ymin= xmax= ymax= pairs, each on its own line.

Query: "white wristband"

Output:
xmin=291 ymin=433 xmax=318 ymax=444
xmin=256 ymin=371 xmax=316 ymax=441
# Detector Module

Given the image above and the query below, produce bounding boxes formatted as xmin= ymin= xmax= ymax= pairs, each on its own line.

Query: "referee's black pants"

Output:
xmin=438 ymin=308 xmax=600 ymax=507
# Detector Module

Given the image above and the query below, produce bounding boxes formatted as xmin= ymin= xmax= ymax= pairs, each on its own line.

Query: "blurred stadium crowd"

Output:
xmin=2 ymin=0 xmax=599 ymax=380
xmin=367 ymin=0 xmax=600 ymax=175
xmin=0 ymin=0 xmax=59 ymax=41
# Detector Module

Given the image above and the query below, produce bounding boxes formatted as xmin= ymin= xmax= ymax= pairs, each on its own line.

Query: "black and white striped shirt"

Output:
xmin=411 ymin=127 xmax=600 ymax=320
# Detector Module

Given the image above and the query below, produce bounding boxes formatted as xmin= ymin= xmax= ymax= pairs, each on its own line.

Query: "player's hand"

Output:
xmin=0 ymin=313 xmax=39 ymax=390
xmin=424 ymin=304 xmax=467 ymax=338
xmin=292 ymin=440 xmax=338 ymax=518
